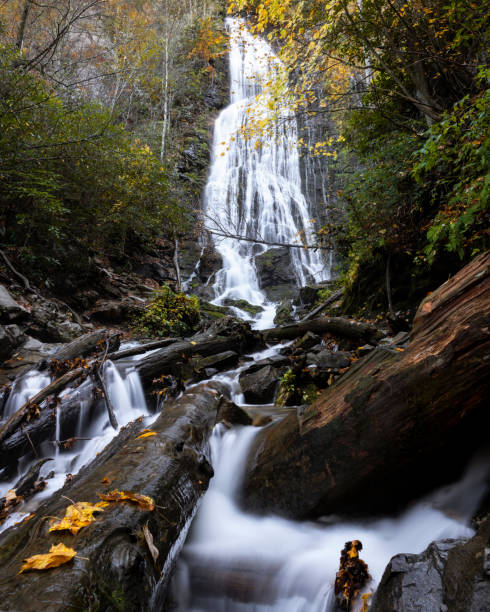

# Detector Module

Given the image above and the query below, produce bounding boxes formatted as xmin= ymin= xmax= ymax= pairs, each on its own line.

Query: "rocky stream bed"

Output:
xmin=0 ymin=252 xmax=488 ymax=611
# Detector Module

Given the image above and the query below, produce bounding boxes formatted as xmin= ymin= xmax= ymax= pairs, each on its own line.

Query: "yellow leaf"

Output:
xmin=97 ymin=490 xmax=155 ymax=511
xmin=19 ymin=543 xmax=76 ymax=573
xmin=137 ymin=431 xmax=157 ymax=439
xmin=49 ymin=502 xmax=106 ymax=535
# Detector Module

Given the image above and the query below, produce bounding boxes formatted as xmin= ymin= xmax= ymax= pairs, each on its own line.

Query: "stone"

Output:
xmin=239 ymin=365 xmax=286 ymax=404
xmin=88 ymin=298 xmax=145 ymax=324
xmin=216 ymin=398 xmax=252 ymax=426
xmin=273 ymin=299 xmax=294 ymax=326
xmin=0 ymin=285 xmax=28 ymax=323
xmin=0 ymin=325 xmax=25 ymax=362
xmin=293 ymin=332 xmax=323 ymax=351
xmin=305 ymin=349 xmax=351 ymax=369
xmin=193 ymin=351 xmax=239 ymax=375
xmin=252 ymin=414 xmax=273 ymax=427
xmin=255 ymin=247 xmax=296 ymax=288
xmin=223 ymin=298 xmax=264 ymax=315
xmin=372 ymin=517 xmax=490 ymax=612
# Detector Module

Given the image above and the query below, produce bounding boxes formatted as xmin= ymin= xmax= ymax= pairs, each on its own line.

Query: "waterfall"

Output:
xmin=172 ymin=421 xmax=482 ymax=612
xmin=205 ymin=19 xmax=330 ymax=326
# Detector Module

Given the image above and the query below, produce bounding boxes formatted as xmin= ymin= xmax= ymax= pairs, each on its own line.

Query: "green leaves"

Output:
xmin=133 ymin=285 xmax=200 ymax=338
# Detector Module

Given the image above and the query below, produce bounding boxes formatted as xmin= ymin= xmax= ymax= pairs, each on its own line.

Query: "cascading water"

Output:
xmin=205 ymin=19 xmax=329 ymax=328
xmin=173 ymin=407 xmax=485 ymax=612
xmin=0 ymin=354 xmax=152 ymax=534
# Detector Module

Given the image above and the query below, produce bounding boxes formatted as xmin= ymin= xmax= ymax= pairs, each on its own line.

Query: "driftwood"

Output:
xmin=262 ymin=316 xmax=384 ymax=345
xmin=300 ymin=288 xmax=344 ymax=322
xmin=242 ymin=253 xmax=490 ymax=518
xmin=94 ymin=362 xmax=118 ymax=430
xmin=0 ymin=386 xmax=220 ymax=612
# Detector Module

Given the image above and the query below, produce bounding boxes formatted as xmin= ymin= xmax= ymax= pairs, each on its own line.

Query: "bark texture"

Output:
xmin=242 ymin=253 xmax=490 ymax=518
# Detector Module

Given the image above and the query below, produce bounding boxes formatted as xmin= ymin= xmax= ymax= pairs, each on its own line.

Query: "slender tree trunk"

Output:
xmin=160 ymin=0 xmax=170 ymax=162
xmin=386 ymin=253 xmax=395 ymax=318
xmin=16 ymin=0 xmax=33 ymax=50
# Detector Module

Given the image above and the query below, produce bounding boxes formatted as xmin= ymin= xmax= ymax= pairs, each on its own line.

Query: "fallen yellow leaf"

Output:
xmin=19 ymin=543 xmax=76 ymax=573
xmin=137 ymin=431 xmax=157 ymax=439
xmin=98 ymin=490 xmax=155 ymax=511
xmin=49 ymin=502 xmax=106 ymax=535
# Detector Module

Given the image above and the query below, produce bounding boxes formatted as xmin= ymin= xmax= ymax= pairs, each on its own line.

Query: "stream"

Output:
xmin=0 ymin=15 xmax=486 ymax=612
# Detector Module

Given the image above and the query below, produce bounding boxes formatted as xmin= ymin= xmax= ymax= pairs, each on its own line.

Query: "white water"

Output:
xmin=173 ymin=421 xmax=485 ymax=612
xmin=0 ymin=359 xmax=152 ymax=532
xmin=205 ymin=19 xmax=329 ymax=329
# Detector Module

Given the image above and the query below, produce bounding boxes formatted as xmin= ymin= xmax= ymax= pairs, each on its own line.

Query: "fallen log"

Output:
xmin=242 ymin=252 xmax=490 ymax=518
xmin=0 ymin=367 xmax=84 ymax=444
xmin=108 ymin=337 xmax=180 ymax=361
xmin=0 ymin=385 xmax=220 ymax=611
xmin=262 ymin=316 xmax=384 ymax=345
xmin=300 ymin=288 xmax=344 ymax=322
xmin=0 ymin=394 xmax=89 ymax=465
xmin=135 ymin=317 xmax=256 ymax=386
xmin=51 ymin=329 xmax=120 ymax=362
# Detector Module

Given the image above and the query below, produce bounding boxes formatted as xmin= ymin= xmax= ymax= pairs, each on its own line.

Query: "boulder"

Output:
xmin=0 ymin=285 xmax=28 ymax=323
xmin=273 ymin=299 xmax=294 ymax=326
xmin=239 ymin=365 xmax=286 ymax=404
xmin=216 ymin=398 xmax=252 ymax=426
xmin=193 ymin=351 xmax=240 ymax=376
xmin=223 ymin=298 xmax=264 ymax=316
xmin=255 ymin=248 xmax=296 ymax=288
xmin=0 ymin=325 xmax=25 ymax=362
xmin=242 ymin=252 xmax=490 ymax=518
xmin=371 ymin=516 xmax=490 ymax=612
xmin=88 ymin=298 xmax=145 ymax=324
xmin=305 ymin=349 xmax=351 ymax=369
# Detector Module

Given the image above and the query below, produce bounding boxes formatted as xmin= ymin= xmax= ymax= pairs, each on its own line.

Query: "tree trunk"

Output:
xmin=242 ymin=253 xmax=490 ymax=518
xmin=0 ymin=386 xmax=220 ymax=612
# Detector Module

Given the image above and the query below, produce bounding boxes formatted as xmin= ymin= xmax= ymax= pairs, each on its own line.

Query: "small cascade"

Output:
xmin=2 ymin=369 xmax=50 ymax=419
xmin=205 ymin=18 xmax=330 ymax=328
xmin=0 ymin=357 xmax=151 ymax=531
xmin=173 ymin=414 xmax=483 ymax=612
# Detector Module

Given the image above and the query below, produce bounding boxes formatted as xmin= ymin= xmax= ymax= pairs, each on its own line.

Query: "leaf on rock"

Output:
xmin=137 ymin=430 xmax=157 ymax=439
xmin=142 ymin=523 xmax=159 ymax=566
xmin=49 ymin=502 xmax=106 ymax=535
xmin=97 ymin=490 xmax=155 ymax=511
xmin=19 ymin=543 xmax=76 ymax=573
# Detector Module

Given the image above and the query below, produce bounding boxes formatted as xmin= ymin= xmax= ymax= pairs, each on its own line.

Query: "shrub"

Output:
xmin=134 ymin=285 xmax=200 ymax=337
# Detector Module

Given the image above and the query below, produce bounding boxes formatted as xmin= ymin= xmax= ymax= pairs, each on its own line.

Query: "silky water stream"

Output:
xmin=0 ymin=16 xmax=486 ymax=612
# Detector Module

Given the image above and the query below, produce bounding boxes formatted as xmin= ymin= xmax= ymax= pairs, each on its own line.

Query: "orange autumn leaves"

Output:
xmin=19 ymin=490 xmax=155 ymax=574
xmin=49 ymin=501 xmax=108 ymax=535
xmin=19 ymin=543 xmax=77 ymax=574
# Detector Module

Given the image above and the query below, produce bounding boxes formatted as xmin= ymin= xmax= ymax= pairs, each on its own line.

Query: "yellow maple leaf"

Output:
xmin=19 ymin=543 xmax=76 ymax=573
xmin=136 ymin=430 xmax=157 ymax=439
xmin=49 ymin=502 xmax=106 ymax=535
xmin=97 ymin=490 xmax=155 ymax=511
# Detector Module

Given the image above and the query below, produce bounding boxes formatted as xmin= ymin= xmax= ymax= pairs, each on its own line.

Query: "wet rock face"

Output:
xmin=239 ymin=365 xmax=287 ymax=404
xmin=372 ymin=540 xmax=459 ymax=611
xmin=371 ymin=517 xmax=490 ymax=612
xmin=0 ymin=285 xmax=28 ymax=323
xmin=0 ymin=324 xmax=25 ymax=361
xmin=255 ymin=248 xmax=297 ymax=295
